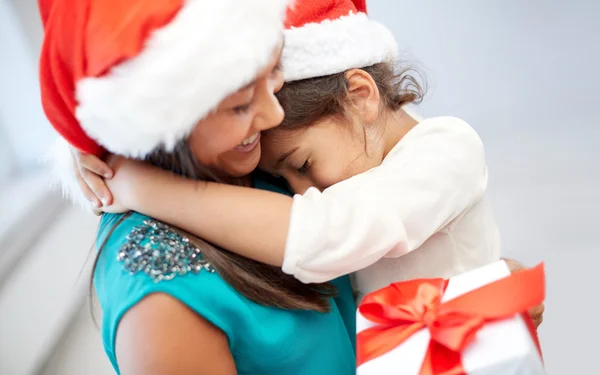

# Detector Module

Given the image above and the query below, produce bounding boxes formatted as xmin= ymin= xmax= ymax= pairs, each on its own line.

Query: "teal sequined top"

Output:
xmin=94 ymin=176 xmax=357 ymax=374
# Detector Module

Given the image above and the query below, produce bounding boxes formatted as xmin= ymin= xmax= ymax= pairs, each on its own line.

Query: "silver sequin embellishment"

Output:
xmin=118 ymin=220 xmax=214 ymax=282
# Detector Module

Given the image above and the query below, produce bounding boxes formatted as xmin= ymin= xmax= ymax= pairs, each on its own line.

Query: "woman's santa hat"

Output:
xmin=39 ymin=0 xmax=288 ymax=208
xmin=282 ymin=0 xmax=398 ymax=82
xmin=40 ymin=0 xmax=289 ymax=159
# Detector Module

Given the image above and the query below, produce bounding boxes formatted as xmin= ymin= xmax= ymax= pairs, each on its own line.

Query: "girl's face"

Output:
xmin=259 ymin=117 xmax=383 ymax=194
xmin=187 ymin=42 xmax=285 ymax=178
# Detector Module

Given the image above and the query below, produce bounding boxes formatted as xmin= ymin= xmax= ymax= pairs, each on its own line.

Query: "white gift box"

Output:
xmin=357 ymin=260 xmax=545 ymax=375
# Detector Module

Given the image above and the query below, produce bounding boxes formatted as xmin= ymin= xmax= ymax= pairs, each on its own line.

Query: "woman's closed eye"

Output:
xmin=233 ymin=102 xmax=252 ymax=115
xmin=226 ymin=86 xmax=255 ymax=115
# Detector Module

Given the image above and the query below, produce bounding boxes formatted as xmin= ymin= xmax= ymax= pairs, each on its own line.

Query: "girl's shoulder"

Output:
xmin=385 ymin=115 xmax=483 ymax=161
xmin=412 ymin=115 xmax=479 ymax=138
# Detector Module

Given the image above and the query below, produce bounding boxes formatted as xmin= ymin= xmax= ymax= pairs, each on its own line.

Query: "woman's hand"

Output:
xmin=70 ymin=147 xmax=114 ymax=209
xmin=504 ymin=258 xmax=545 ymax=329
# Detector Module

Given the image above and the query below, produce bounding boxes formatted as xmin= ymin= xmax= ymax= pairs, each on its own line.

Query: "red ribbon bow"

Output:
xmin=357 ymin=263 xmax=545 ymax=375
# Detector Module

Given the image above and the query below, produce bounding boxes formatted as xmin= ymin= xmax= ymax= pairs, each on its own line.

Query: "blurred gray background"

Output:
xmin=0 ymin=0 xmax=597 ymax=374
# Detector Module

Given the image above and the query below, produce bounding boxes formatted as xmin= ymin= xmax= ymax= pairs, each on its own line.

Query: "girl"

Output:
xmin=84 ymin=1 xmax=501 ymax=300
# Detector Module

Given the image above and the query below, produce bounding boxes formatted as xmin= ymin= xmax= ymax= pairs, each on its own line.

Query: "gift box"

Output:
xmin=357 ymin=261 xmax=545 ymax=375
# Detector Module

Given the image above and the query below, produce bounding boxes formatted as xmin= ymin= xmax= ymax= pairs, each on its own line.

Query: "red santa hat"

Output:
xmin=39 ymin=0 xmax=289 ymax=159
xmin=39 ymin=0 xmax=289 ymax=209
xmin=282 ymin=0 xmax=398 ymax=82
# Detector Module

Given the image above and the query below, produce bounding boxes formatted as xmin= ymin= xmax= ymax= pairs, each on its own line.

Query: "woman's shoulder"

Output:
xmin=95 ymin=212 xmax=248 ymax=366
xmin=95 ymin=213 xmax=357 ymax=375
xmin=95 ymin=211 xmax=248 ymax=315
xmin=96 ymin=212 xmax=216 ymax=283
xmin=252 ymin=170 xmax=292 ymax=196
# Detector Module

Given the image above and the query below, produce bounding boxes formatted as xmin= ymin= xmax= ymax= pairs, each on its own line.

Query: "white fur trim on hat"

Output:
xmin=75 ymin=0 xmax=289 ymax=158
xmin=282 ymin=12 xmax=398 ymax=82
xmin=47 ymin=137 xmax=92 ymax=210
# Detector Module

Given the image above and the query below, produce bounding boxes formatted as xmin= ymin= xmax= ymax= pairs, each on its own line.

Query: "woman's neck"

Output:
xmin=381 ymin=108 xmax=419 ymax=159
xmin=240 ymin=174 xmax=253 ymax=187
xmin=215 ymin=173 xmax=253 ymax=187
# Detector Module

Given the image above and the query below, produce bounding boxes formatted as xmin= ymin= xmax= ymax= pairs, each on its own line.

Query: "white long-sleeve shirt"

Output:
xmin=282 ymin=116 xmax=501 ymax=299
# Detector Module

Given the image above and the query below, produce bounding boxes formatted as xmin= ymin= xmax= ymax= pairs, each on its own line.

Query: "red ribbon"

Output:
xmin=357 ymin=263 xmax=545 ymax=375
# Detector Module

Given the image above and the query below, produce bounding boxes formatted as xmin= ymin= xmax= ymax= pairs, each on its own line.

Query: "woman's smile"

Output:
xmin=235 ymin=132 xmax=261 ymax=153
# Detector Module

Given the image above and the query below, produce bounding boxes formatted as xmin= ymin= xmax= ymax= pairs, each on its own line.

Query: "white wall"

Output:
xmin=0 ymin=118 xmax=14 ymax=181
xmin=369 ymin=1 xmax=599 ymax=374
xmin=40 ymin=304 xmax=113 ymax=375
xmin=0 ymin=0 xmax=55 ymax=169
xmin=0 ymin=3 xmax=105 ymax=374
xmin=0 ymin=203 xmax=100 ymax=375
xmin=3 ymin=1 xmax=597 ymax=374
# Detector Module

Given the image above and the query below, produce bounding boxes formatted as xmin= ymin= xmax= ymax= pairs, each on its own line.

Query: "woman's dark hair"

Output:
xmin=91 ymin=142 xmax=336 ymax=313
xmin=275 ymin=62 xmax=424 ymax=131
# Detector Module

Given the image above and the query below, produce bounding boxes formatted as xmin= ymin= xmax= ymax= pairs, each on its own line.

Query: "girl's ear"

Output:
xmin=344 ymin=69 xmax=381 ymax=124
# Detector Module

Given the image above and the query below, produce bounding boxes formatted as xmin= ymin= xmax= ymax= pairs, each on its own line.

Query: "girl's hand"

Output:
xmin=100 ymin=155 xmax=157 ymax=215
xmin=504 ymin=258 xmax=545 ymax=329
xmin=70 ymin=147 xmax=114 ymax=209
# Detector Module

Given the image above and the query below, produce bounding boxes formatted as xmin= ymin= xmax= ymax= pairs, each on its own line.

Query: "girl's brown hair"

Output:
xmin=275 ymin=62 xmax=424 ymax=131
xmin=91 ymin=142 xmax=336 ymax=313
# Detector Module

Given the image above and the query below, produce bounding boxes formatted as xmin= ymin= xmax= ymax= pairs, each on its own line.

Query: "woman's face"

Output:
xmin=187 ymin=41 xmax=285 ymax=178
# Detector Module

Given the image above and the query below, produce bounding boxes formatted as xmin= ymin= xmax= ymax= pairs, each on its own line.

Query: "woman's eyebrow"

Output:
xmin=240 ymin=79 xmax=257 ymax=91
xmin=220 ymin=86 xmax=255 ymax=108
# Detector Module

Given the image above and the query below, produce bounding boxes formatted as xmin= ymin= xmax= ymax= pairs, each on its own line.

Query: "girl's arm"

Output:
xmin=115 ymin=117 xmax=487 ymax=283
xmin=112 ymin=160 xmax=292 ymax=266
xmin=116 ymin=293 xmax=237 ymax=375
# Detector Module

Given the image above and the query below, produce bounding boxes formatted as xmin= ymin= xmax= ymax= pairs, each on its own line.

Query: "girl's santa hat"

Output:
xmin=282 ymin=0 xmax=398 ymax=82
xmin=40 ymin=0 xmax=289 ymax=159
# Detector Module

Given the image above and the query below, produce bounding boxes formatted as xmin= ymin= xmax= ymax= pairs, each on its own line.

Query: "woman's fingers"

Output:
xmin=502 ymin=258 xmax=545 ymax=329
xmin=529 ymin=303 xmax=545 ymax=329
xmin=503 ymin=258 xmax=524 ymax=273
xmin=80 ymin=168 xmax=113 ymax=206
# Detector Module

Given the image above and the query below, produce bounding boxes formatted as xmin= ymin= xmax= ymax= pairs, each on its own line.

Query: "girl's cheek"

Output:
xmin=314 ymin=166 xmax=344 ymax=190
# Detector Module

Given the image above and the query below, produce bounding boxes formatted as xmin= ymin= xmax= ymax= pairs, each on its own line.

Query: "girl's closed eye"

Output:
xmin=296 ymin=160 xmax=311 ymax=175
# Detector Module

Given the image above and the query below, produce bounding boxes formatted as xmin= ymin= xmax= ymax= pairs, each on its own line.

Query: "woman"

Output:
xmin=41 ymin=1 xmax=356 ymax=374
xmin=42 ymin=0 xmax=543 ymax=374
